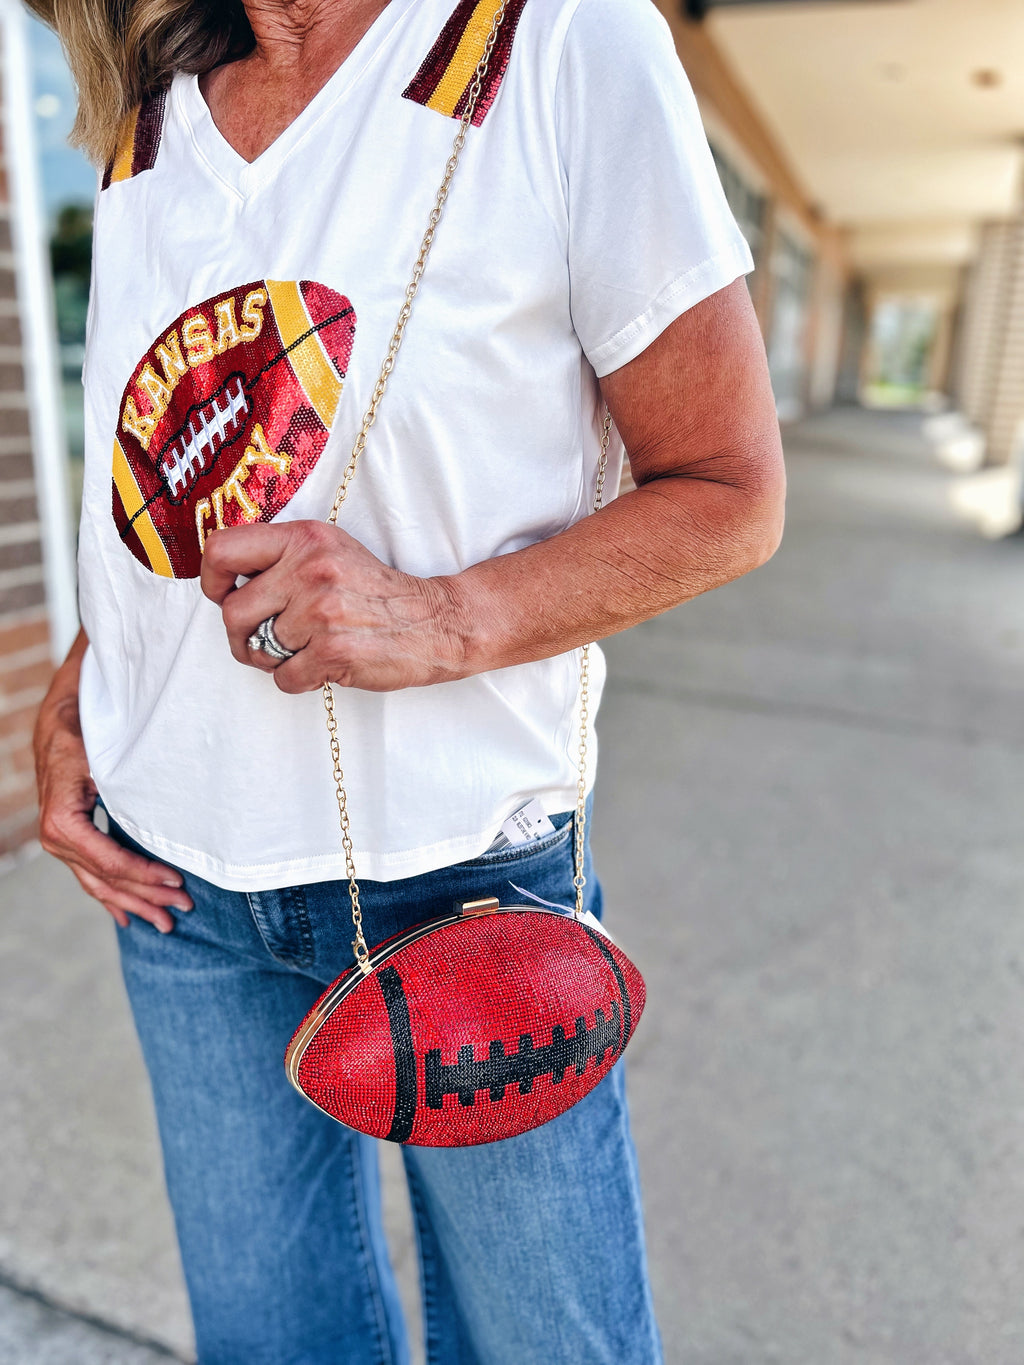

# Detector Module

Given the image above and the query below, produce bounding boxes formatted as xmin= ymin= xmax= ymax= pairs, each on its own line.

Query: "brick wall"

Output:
xmin=956 ymin=221 xmax=1016 ymax=435
xmin=953 ymin=215 xmax=1024 ymax=466
xmin=985 ymin=215 xmax=1024 ymax=465
xmin=0 ymin=109 xmax=55 ymax=856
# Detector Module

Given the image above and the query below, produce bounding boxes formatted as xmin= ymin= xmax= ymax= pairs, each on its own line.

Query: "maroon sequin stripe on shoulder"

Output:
xmin=403 ymin=0 xmax=479 ymax=107
xmin=402 ymin=0 xmax=528 ymax=127
xmin=454 ymin=0 xmax=528 ymax=127
xmin=101 ymin=88 xmax=168 ymax=190
xmin=132 ymin=89 xmax=168 ymax=177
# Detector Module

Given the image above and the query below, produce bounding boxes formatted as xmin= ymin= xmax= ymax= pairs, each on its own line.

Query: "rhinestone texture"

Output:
xmin=289 ymin=910 xmax=646 ymax=1146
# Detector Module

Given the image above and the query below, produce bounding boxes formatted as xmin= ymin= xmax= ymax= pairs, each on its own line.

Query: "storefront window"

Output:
xmin=710 ymin=143 xmax=766 ymax=267
xmin=767 ymin=228 xmax=813 ymax=421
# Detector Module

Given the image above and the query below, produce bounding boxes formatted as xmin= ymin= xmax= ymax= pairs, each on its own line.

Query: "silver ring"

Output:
xmin=246 ymin=614 xmax=296 ymax=662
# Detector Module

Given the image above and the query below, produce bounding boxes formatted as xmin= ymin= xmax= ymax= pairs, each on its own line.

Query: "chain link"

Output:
xmin=573 ymin=410 xmax=612 ymax=919
xmin=322 ymin=680 xmax=370 ymax=970
xmin=323 ymin=1 xmax=509 ymax=970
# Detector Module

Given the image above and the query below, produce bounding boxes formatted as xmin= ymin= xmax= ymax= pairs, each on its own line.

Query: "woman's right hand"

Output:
xmin=33 ymin=629 xmax=193 ymax=933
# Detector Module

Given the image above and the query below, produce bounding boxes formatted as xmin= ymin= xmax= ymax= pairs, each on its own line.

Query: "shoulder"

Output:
xmin=552 ymin=0 xmax=704 ymax=146
xmin=510 ymin=0 xmax=676 ymax=74
xmin=555 ymin=0 xmax=681 ymax=78
xmin=403 ymin=0 xmax=665 ymax=81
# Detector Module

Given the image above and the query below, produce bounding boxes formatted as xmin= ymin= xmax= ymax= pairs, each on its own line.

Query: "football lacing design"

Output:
xmin=423 ymin=1002 xmax=622 ymax=1110
xmin=159 ymin=375 xmax=250 ymax=502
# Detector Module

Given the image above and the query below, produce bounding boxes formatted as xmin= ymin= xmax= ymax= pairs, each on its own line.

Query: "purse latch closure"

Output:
xmin=459 ymin=896 xmax=500 ymax=918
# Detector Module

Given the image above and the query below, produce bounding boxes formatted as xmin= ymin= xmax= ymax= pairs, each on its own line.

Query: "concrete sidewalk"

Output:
xmin=5 ymin=407 xmax=1024 ymax=1363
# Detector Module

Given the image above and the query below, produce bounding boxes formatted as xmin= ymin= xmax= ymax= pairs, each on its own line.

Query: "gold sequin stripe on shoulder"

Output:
xmin=102 ymin=89 xmax=167 ymax=190
xmin=402 ymin=0 xmax=528 ymax=125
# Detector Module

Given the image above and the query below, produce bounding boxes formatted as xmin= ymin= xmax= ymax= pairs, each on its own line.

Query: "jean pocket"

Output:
xmin=454 ymin=812 xmax=574 ymax=869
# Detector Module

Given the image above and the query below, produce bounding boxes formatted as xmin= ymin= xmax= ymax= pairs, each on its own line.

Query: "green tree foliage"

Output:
xmin=50 ymin=202 xmax=92 ymax=287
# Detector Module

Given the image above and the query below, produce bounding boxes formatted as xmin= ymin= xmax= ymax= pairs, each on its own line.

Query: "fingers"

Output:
xmin=202 ymin=523 xmax=314 ymax=666
xmin=42 ymin=804 xmax=193 ymax=933
xmin=65 ymin=817 xmax=189 ymax=893
xmin=270 ymin=655 xmax=310 ymax=695
xmin=203 ymin=520 xmax=450 ymax=692
xmin=74 ymin=865 xmax=180 ymax=934
xmin=200 ymin=523 xmax=294 ymax=604
xmin=36 ymin=717 xmax=192 ymax=934
xmin=271 ymin=646 xmax=353 ymax=695
xmin=245 ymin=639 xmax=280 ymax=673
xmin=222 ymin=579 xmax=306 ymax=668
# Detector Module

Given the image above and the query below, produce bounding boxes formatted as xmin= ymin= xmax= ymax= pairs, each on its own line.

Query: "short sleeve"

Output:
xmin=555 ymin=0 xmax=755 ymax=377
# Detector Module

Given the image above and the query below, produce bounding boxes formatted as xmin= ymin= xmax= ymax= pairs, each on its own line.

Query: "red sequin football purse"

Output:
xmin=284 ymin=0 xmax=645 ymax=1146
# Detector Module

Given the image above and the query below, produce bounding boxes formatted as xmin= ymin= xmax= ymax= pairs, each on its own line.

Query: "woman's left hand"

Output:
xmin=200 ymin=521 xmax=466 ymax=693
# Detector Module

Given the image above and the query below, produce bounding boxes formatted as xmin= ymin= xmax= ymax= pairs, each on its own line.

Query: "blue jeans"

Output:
xmin=110 ymin=808 xmax=662 ymax=1365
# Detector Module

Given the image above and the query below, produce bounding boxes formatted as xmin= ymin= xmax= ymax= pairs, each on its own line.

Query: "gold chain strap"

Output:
xmin=322 ymin=0 xmax=611 ymax=969
xmin=573 ymin=410 xmax=611 ymax=919
xmin=323 ymin=2 xmax=508 ymax=974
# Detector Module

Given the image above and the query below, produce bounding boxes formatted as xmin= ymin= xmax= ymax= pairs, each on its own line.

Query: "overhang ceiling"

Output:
xmin=706 ymin=0 xmax=1024 ymax=228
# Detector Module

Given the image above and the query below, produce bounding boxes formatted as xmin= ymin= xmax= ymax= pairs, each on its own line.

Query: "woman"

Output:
xmin=32 ymin=0 xmax=785 ymax=1360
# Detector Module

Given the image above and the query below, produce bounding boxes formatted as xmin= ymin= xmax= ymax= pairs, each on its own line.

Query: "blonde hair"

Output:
xmin=25 ymin=0 xmax=254 ymax=167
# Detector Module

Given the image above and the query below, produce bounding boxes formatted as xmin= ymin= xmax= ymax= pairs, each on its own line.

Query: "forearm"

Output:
xmin=32 ymin=623 xmax=188 ymax=927
xmin=442 ymin=464 xmax=784 ymax=675
xmin=34 ymin=626 xmax=88 ymax=757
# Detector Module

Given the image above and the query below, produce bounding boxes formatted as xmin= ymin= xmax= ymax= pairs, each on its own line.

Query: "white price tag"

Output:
xmin=484 ymin=798 xmax=556 ymax=853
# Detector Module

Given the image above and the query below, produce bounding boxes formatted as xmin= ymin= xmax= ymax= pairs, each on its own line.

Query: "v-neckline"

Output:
xmin=176 ymin=0 xmax=418 ymax=198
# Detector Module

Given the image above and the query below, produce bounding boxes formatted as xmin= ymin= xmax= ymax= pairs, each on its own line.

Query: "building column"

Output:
xmin=983 ymin=215 xmax=1024 ymax=465
xmin=954 ymin=217 xmax=1024 ymax=463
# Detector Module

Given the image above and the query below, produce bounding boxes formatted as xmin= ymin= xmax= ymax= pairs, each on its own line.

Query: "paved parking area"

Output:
xmin=4 ymin=409 xmax=1024 ymax=1362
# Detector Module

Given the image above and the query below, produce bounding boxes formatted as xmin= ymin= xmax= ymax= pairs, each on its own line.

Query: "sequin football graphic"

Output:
xmin=111 ymin=280 xmax=356 ymax=578
xmin=287 ymin=911 xmax=645 ymax=1146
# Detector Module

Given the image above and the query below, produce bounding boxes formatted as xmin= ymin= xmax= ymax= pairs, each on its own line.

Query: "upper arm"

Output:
xmin=599 ymin=278 xmax=785 ymax=508
xmin=558 ymin=0 xmax=754 ymax=377
xmin=554 ymin=0 xmax=783 ymax=542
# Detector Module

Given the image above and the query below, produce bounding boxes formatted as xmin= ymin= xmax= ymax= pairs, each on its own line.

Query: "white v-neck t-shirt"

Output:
xmin=77 ymin=0 xmax=753 ymax=889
